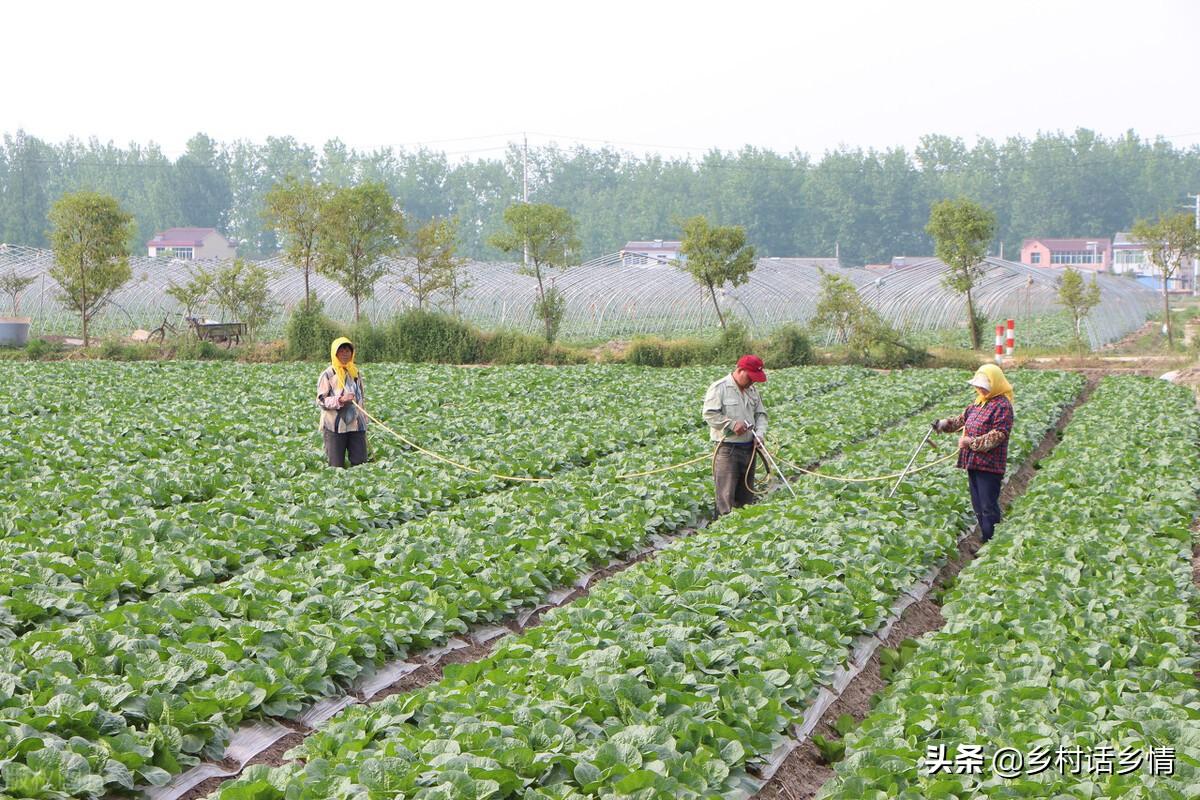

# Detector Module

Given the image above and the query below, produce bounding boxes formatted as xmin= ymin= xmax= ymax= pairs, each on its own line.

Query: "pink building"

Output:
xmin=1019 ymin=237 xmax=1111 ymax=271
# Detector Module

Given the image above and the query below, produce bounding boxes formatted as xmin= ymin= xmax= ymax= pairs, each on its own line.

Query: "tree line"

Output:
xmin=2 ymin=129 xmax=1197 ymax=265
xmin=23 ymin=188 xmax=1198 ymax=352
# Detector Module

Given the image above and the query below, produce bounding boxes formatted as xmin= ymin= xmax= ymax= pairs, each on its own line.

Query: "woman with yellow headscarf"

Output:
xmin=932 ymin=363 xmax=1014 ymax=543
xmin=316 ymin=337 xmax=368 ymax=467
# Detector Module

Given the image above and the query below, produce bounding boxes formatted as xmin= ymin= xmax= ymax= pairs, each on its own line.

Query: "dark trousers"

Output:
xmin=713 ymin=443 xmax=757 ymax=516
xmin=967 ymin=468 xmax=1003 ymax=542
xmin=324 ymin=429 xmax=368 ymax=468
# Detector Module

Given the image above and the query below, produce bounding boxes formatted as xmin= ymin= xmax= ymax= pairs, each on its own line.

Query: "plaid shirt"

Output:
xmin=316 ymin=367 xmax=366 ymax=434
xmin=943 ymin=396 xmax=1013 ymax=475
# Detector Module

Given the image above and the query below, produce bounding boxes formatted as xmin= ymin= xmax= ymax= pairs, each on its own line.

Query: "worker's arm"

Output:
xmin=753 ymin=391 xmax=768 ymax=439
xmin=702 ymin=382 xmax=735 ymax=435
xmin=934 ymin=413 xmax=965 ymax=433
xmin=967 ymin=429 xmax=1008 ymax=452
xmin=966 ymin=401 xmax=1013 ymax=452
xmin=317 ymin=371 xmax=343 ymax=410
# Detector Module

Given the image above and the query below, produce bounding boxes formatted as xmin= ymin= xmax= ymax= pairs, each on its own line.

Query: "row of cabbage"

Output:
xmin=203 ymin=370 xmax=1084 ymax=799
xmin=0 ymin=369 xmax=961 ymax=796
xmin=0 ymin=365 xmax=862 ymax=640
xmin=0 ymin=363 xmax=724 ymax=527
xmin=819 ymin=376 xmax=1200 ymax=799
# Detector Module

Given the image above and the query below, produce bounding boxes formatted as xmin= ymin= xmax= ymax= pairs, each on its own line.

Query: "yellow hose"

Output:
xmin=353 ymin=401 xmax=958 ymax=487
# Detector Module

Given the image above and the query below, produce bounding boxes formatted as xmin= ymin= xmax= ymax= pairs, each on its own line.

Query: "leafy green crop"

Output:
xmin=206 ymin=371 xmax=1082 ymax=799
xmin=0 ymin=364 xmax=872 ymax=641
xmin=1 ymin=364 xmax=970 ymax=795
xmin=820 ymin=376 xmax=1200 ymax=798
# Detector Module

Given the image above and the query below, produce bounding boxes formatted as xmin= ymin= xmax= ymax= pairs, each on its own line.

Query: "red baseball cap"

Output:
xmin=736 ymin=354 xmax=767 ymax=382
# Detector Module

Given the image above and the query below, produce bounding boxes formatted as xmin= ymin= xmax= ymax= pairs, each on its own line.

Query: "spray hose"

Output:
xmin=352 ymin=401 xmax=956 ymax=487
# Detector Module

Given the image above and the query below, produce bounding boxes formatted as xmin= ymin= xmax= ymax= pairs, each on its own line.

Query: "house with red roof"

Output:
xmin=1019 ymin=237 xmax=1111 ymax=271
xmin=146 ymin=228 xmax=238 ymax=260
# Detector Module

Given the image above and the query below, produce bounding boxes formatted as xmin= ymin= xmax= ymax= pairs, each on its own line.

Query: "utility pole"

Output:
xmin=522 ymin=133 xmax=529 ymax=269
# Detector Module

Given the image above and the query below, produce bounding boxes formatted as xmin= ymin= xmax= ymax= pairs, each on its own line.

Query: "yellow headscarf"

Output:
xmin=329 ymin=337 xmax=359 ymax=390
xmin=972 ymin=363 xmax=1014 ymax=406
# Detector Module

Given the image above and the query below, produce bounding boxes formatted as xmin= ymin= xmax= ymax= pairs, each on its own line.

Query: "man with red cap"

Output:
xmin=702 ymin=354 xmax=769 ymax=516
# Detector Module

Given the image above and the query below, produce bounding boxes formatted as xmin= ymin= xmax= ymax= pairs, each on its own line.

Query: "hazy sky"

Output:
xmin=6 ymin=0 xmax=1198 ymax=160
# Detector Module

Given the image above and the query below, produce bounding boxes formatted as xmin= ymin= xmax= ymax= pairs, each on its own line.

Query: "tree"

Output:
xmin=489 ymin=203 xmax=580 ymax=342
xmin=262 ymin=176 xmax=329 ymax=310
xmin=676 ymin=215 xmax=756 ymax=330
xmin=176 ymin=133 xmax=231 ymax=231
xmin=1057 ymin=267 xmax=1102 ymax=347
xmin=165 ymin=266 xmax=215 ymax=318
xmin=401 ymin=217 xmax=460 ymax=310
xmin=1130 ymin=212 xmax=1200 ymax=348
xmin=0 ymin=271 xmax=34 ymax=314
xmin=207 ymin=258 xmax=277 ymax=338
xmin=442 ymin=228 xmax=473 ymax=317
xmin=810 ymin=270 xmax=862 ymax=343
xmin=926 ymin=198 xmax=997 ymax=349
xmin=47 ymin=191 xmax=135 ymax=346
xmin=809 ymin=270 xmax=922 ymax=367
xmin=317 ymin=182 xmax=405 ymax=322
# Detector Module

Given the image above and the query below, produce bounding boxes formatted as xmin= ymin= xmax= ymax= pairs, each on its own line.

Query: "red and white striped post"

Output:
xmin=1005 ymin=319 xmax=1015 ymax=357
xmin=995 ymin=325 xmax=1004 ymax=363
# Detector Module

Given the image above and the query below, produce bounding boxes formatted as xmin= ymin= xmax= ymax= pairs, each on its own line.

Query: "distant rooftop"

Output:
xmin=622 ymin=240 xmax=681 ymax=251
xmin=146 ymin=227 xmax=234 ymax=247
xmin=891 ymin=255 xmax=934 ymax=269
xmin=1021 ymin=237 xmax=1111 ymax=250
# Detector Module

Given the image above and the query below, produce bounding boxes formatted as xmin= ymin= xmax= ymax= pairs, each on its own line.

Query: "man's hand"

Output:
xmin=732 ymin=420 xmax=749 ymax=435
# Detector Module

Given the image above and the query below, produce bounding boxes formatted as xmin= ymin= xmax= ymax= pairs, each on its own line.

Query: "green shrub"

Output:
xmin=661 ymin=339 xmax=712 ymax=366
xmin=346 ymin=321 xmax=390 ymax=364
xmin=285 ymin=303 xmax=345 ymax=360
xmin=545 ymin=344 xmax=591 ymax=365
xmin=761 ymin=324 xmax=813 ymax=368
xmin=173 ymin=335 xmax=235 ymax=361
xmin=482 ymin=330 xmax=552 ymax=364
xmin=853 ymin=323 xmax=929 ymax=369
xmin=386 ymin=310 xmax=482 ymax=363
xmin=98 ymin=337 xmax=159 ymax=361
xmin=625 ymin=337 xmax=665 ymax=367
xmin=625 ymin=336 xmax=717 ymax=367
xmin=628 ymin=333 xmax=739 ymax=367
xmin=25 ymin=338 xmax=55 ymax=360
xmin=713 ymin=318 xmax=753 ymax=364
xmin=970 ymin=307 xmax=989 ymax=351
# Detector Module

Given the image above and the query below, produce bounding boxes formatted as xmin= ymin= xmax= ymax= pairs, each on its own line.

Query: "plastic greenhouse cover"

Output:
xmin=1 ymin=244 xmax=1156 ymax=345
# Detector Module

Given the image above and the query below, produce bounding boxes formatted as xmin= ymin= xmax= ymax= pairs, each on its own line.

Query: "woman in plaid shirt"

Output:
xmin=317 ymin=337 xmax=368 ymax=468
xmin=932 ymin=364 xmax=1014 ymax=543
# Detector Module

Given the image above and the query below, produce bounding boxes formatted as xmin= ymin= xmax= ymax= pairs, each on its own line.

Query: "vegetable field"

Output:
xmin=0 ymin=363 xmax=1195 ymax=799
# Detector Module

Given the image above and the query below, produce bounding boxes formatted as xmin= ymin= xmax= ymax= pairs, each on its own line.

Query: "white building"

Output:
xmin=1111 ymin=232 xmax=1148 ymax=275
xmin=1112 ymin=231 xmax=1194 ymax=292
xmin=620 ymin=240 xmax=682 ymax=267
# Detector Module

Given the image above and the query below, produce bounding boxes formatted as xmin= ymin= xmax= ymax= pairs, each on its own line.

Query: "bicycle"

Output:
xmin=148 ymin=314 xmax=180 ymax=344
